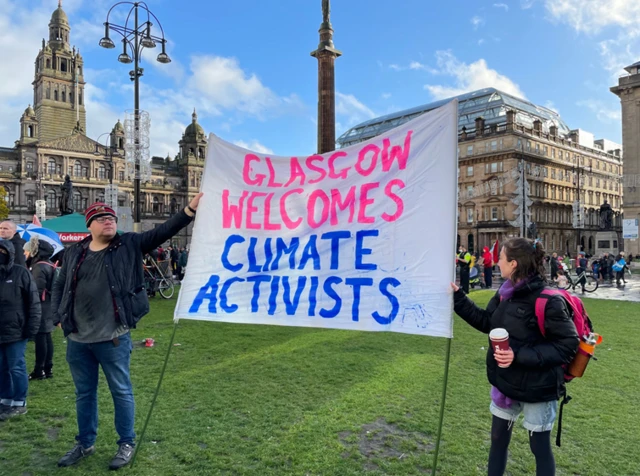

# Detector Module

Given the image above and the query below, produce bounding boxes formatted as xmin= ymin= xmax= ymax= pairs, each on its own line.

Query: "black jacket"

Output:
xmin=30 ymin=240 xmax=56 ymax=333
xmin=550 ymin=257 xmax=558 ymax=273
xmin=52 ymin=210 xmax=193 ymax=337
xmin=10 ymin=233 xmax=26 ymax=267
xmin=0 ymin=240 xmax=42 ymax=344
xmin=453 ymin=276 xmax=579 ymax=403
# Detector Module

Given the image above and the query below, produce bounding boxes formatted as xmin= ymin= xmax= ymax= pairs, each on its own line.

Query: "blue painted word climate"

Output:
xmin=189 ymin=230 xmax=401 ymax=324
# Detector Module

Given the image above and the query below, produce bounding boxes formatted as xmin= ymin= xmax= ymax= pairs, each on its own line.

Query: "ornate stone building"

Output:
xmin=337 ymin=88 xmax=624 ymax=256
xmin=0 ymin=3 xmax=205 ymax=246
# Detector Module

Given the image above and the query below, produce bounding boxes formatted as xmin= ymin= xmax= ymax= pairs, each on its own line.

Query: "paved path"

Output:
xmin=461 ymin=271 xmax=640 ymax=303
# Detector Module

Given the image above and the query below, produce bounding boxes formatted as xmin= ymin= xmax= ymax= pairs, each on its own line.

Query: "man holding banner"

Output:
xmin=52 ymin=196 xmax=201 ymax=470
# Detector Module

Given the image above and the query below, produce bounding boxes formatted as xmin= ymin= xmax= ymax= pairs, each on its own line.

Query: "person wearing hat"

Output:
xmin=0 ymin=239 xmax=42 ymax=421
xmin=23 ymin=236 xmax=57 ymax=380
xmin=52 ymin=193 xmax=203 ymax=470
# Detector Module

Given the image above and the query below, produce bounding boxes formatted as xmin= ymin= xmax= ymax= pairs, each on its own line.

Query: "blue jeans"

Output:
xmin=0 ymin=339 xmax=28 ymax=406
xmin=66 ymin=332 xmax=135 ymax=447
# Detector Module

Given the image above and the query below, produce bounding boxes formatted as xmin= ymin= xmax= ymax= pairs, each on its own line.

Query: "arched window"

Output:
xmin=78 ymin=92 xmax=82 ymax=105
xmin=153 ymin=197 xmax=161 ymax=215
xmin=98 ymin=164 xmax=106 ymax=180
xmin=48 ymin=159 xmax=56 ymax=174
xmin=118 ymin=170 xmax=125 ymax=182
xmin=69 ymin=92 xmax=73 ymax=104
xmin=28 ymin=125 xmax=34 ymax=138
xmin=46 ymin=87 xmax=50 ymax=99
xmin=46 ymin=190 xmax=56 ymax=211
xmin=61 ymin=90 xmax=66 ymax=102
xmin=46 ymin=58 xmax=51 ymax=69
xmin=73 ymin=191 xmax=83 ymax=211
xmin=73 ymin=161 xmax=82 ymax=177
xmin=54 ymin=90 xmax=58 ymax=101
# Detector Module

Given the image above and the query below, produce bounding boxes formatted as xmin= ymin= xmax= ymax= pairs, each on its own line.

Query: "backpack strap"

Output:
xmin=556 ymin=394 xmax=572 ymax=447
xmin=535 ymin=288 xmax=582 ymax=338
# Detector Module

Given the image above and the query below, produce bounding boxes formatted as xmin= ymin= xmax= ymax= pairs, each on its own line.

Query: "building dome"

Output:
xmin=184 ymin=109 xmax=205 ymax=138
xmin=24 ymin=105 xmax=35 ymax=117
xmin=50 ymin=3 xmax=69 ymax=25
xmin=114 ymin=119 xmax=124 ymax=133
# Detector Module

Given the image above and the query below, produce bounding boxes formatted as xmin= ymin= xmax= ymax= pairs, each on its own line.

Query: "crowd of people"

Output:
xmin=548 ymin=250 xmax=630 ymax=289
xmin=0 ymin=191 xmax=201 ymax=470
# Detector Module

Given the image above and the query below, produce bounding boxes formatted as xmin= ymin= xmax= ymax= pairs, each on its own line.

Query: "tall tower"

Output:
xmin=311 ymin=0 xmax=341 ymax=154
xmin=32 ymin=1 xmax=87 ymax=141
xmin=611 ymin=61 xmax=640 ymax=254
xmin=178 ymin=109 xmax=207 ymax=194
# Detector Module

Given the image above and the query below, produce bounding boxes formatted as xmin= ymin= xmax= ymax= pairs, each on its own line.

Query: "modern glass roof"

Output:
xmin=336 ymin=88 xmax=571 ymax=148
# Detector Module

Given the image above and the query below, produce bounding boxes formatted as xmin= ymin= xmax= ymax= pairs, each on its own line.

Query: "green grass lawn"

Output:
xmin=1 ymin=291 xmax=639 ymax=475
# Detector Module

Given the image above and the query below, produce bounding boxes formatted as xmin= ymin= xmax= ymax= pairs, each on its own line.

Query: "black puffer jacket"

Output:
xmin=30 ymin=240 xmax=56 ymax=333
xmin=453 ymin=276 xmax=579 ymax=403
xmin=10 ymin=233 xmax=26 ymax=268
xmin=52 ymin=210 xmax=193 ymax=337
xmin=0 ymin=240 xmax=42 ymax=344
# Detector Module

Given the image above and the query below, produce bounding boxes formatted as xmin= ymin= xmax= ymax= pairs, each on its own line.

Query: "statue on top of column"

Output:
xmin=322 ymin=0 xmax=330 ymax=23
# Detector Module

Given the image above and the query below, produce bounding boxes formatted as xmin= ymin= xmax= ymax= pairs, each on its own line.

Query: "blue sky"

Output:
xmin=1 ymin=0 xmax=638 ymax=158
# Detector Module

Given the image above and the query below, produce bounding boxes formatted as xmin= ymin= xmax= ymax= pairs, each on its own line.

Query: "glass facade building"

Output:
xmin=336 ymin=88 xmax=571 ymax=148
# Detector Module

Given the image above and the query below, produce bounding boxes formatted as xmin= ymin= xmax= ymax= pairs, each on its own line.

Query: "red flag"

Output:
xmin=32 ymin=214 xmax=42 ymax=227
xmin=490 ymin=239 xmax=499 ymax=264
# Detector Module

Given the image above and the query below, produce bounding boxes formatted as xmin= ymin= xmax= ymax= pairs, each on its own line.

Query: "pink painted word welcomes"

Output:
xmin=222 ymin=130 xmax=413 ymax=230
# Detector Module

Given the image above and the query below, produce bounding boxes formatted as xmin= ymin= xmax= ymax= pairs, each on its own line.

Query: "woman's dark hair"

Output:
xmin=502 ymin=237 xmax=547 ymax=283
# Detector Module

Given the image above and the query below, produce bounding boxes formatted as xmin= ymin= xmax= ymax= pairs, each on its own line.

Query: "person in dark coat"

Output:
xmin=24 ymin=236 xmax=57 ymax=380
xmin=0 ymin=239 xmax=42 ymax=421
xmin=456 ymin=245 xmax=471 ymax=293
xmin=52 ymin=194 xmax=202 ymax=470
xmin=178 ymin=247 xmax=188 ymax=281
xmin=549 ymin=252 xmax=559 ymax=280
xmin=452 ymin=238 xmax=578 ymax=476
xmin=0 ymin=220 xmax=26 ymax=267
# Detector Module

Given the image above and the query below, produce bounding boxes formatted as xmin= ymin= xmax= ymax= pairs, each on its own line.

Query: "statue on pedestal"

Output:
xmin=599 ymin=200 xmax=613 ymax=230
xmin=59 ymin=175 xmax=74 ymax=216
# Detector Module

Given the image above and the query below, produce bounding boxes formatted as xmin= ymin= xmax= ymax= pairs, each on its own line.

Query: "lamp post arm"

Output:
xmin=105 ymin=1 xmax=136 ymax=25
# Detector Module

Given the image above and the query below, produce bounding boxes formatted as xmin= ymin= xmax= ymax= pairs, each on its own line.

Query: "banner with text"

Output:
xmin=174 ymin=100 xmax=458 ymax=337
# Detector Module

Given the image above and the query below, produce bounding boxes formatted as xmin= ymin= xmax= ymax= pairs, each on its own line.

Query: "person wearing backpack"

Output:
xmin=451 ymin=237 xmax=579 ymax=476
xmin=612 ymin=252 xmax=627 ymax=287
xmin=24 ymin=236 xmax=57 ymax=380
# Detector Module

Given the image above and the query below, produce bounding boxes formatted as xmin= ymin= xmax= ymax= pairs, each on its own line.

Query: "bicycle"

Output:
xmin=557 ymin=269 xmax=598 ymax=293
xmin=143 ymin=256 xmax=175 ymax=299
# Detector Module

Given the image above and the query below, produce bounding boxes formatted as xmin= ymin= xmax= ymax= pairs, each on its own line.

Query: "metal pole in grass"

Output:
xmin=130 ymin=321 xmax=179 ymax=468
xmin=431 ymin=337 xmax=453 ymax=475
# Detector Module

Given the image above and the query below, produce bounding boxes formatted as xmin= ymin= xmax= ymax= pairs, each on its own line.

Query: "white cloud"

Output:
xmin=423 ymin=51 xmax=526 ymax=100
xmin=233 ymin=140 xmax=274 ymax=155
xmin=381 ymin=93 xmax=392 ymax=99
xmin=389 ymin=63 xmax=401 ymax=71
xmin=409 ymin=61 xmax=426 ymax=70
xmin=471 ymin=16 xmax=485 ymax=30
xmin=521 ymin=0 xmax=537 ymax=9
xmin=478 ymin=39 xmax=486 ymax=46
xmin=335 ymin=92 xmax=376 ymax=128
xmin=493 ymin=3 xmax=509 ymax=11
xmin=544 ymin=0 xmax=640 ymax=33
xmin=576 ymin=99 xmax=621 ymax=124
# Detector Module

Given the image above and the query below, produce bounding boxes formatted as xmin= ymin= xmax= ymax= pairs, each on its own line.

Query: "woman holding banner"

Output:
xmin=451 ymin=238 xmax=578 ymax=476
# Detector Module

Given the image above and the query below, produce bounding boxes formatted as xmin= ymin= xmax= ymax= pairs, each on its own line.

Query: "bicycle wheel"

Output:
xmin=583 ymin=275 xmax=598 ymax=293
xmin=158 ymin=279 xmax=175 ymax=299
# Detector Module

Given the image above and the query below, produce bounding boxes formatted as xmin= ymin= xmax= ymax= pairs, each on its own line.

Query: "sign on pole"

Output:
xmin=175 ymin=101 xmax=459 ymax=338
xmin=572 ymin=200 xmax=585 ymax=229
xmin=623 ymin=219 xmax=638 ymax=240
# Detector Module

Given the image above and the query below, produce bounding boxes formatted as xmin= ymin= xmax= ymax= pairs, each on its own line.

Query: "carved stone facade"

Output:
xmin=0 ymin=4 xmax=205 ymax=247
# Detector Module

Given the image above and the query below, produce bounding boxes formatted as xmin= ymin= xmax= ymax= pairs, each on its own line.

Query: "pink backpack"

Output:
xmin=534 ymin=288 xmax=594 ymax=382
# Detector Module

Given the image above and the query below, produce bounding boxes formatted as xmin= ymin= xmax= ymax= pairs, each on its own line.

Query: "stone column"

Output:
xmin=311 ymin=2 xmax=342 ymax=155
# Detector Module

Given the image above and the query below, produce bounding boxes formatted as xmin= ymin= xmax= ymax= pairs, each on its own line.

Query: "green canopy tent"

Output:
xmin=41 ymin=213 xmax=88 ymax=233
xmin=40 ymin=213 xmax=90 ymax=244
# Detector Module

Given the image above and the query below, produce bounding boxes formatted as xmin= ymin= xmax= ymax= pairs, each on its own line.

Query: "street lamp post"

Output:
xmin=99 ymin=2 xmax=171 ymax=232
xmin=572 ymin=163 xmax=592 ymax=252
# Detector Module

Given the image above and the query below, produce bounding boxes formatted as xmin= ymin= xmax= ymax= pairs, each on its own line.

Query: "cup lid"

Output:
xmin=489 ymin=328 xmax=509 ymax=339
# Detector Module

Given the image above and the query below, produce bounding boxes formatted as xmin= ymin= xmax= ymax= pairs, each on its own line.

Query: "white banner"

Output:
xmin=623 ymin=219 xmax=638 ymax=240
xmin=175 ymin=100 xmax=458 ymax=337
